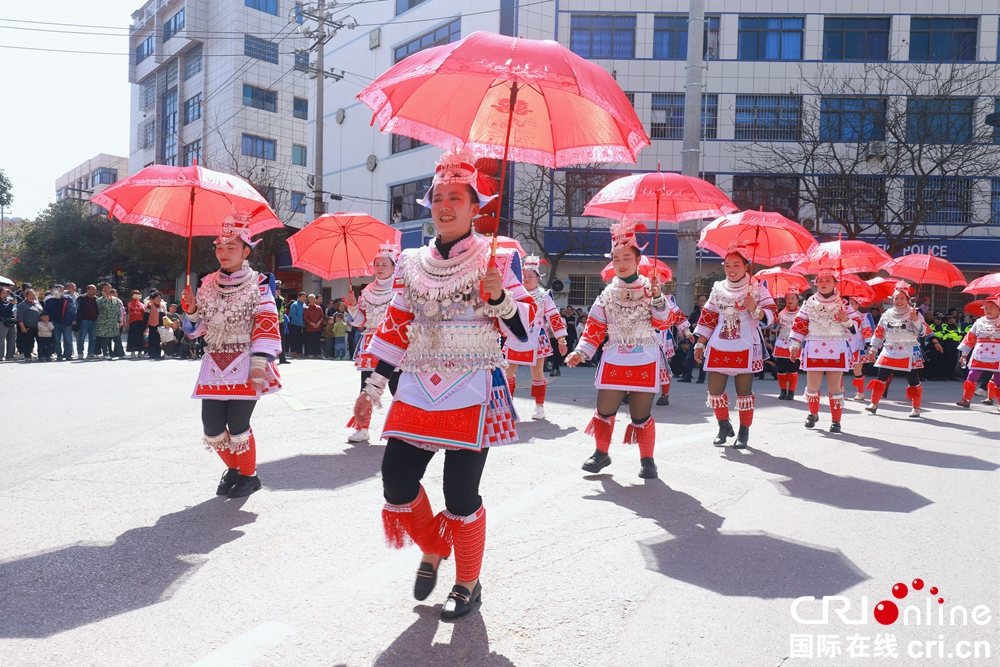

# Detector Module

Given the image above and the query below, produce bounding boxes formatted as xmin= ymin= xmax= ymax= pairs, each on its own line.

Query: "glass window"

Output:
xmin=569 ymin=15 xmax=637 ymax=59
xmin=242 ymin=134 xmax=276 ymax=160
xmin=909 ymin=17 xmax=977 ymax=62
xmin=817 ymin=176 xmax=886 ymax=223
xmin=903 ymin=177 xmax=972 ymax=224
xmin=566 ymin=171 xmax=624 ymax=216
xmin=140 ymin=76 xmax=156 ymax=108
xmin=653 ymin=15 xmax=720 ymax=60
xmin=292 ymin=144 xmax=307 ymax=166
xmin=293 ymin=97 xmax=308 ymax=120
xmin=91 ymin=168 xmax=118 ymax=186
xmin=394 ymin=18 xmax=461 ymax=63
xmin=183 ymin=140 xmax=201 ymax=166
xmin=500 ymin=0 xmax=516 ymax=37
xmin=162 ymin=90 xmax=178 ymax=166
xmin=245 ymin=0 xmax=278 ymax=16
xmin=650 ymin=93 xmax=717 ymax=140
xmin=823 ymin=17 xmax=890 ymax=61
xmin=135 ymin=35 xmax=154 ymax=65
xmin=732 ymin=175 xmax=799 ymax=220
xmin=243 ymin=84 xmax=277 ymax=112
xmin=396 ymin=0 xmax=428 ymax=16
xmin=291 ymin=191 xmax=307 ymax=214
xmin=737 ymin=16 xmax=804 ymax=60
xmin=294 ymin=3 xmax=304 ymax=24
xmin=391 ymin=134 xmax=425 ymax=154
xmin=994 ymin=99 xmax=1000 ymax=144
xmin=906 ymin=98 xmax=973 ymax=144
xmin=138 ymin=119 xmax=155 ymax=149
xmin=389 ymin=177 xmax=433 ymax=222
xmin=183 ymin=93 xmax=202 ymax=125
xmin=992 ymin=179 xmax=1000 ymax=225
xmin=294 ymin=52 xmax=309 ymax=72
xmin=568 ymin=274 xmax=605 ymax=308
xmin=819 ymin=97 xmax=886 ymax=142
xmin=163 ymin=8 xmax=185 ymax=42
xmin=734 ymin=95 xmax=802 ymax=141
xmin=244 ymin=35 xmax=279 ymax=64
xmin=184 ymin=45 xmax=203 ymax=80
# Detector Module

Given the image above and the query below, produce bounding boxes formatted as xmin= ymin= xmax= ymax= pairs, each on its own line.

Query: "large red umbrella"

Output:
xmin=965 ymin=300 xmax=986 ymax=318
xmin=91 ymin=164 xmax=282 ymax=282
xmin=494 ymin=235 xmax=526 ymax=257
xmin=752 ymin=267 xmax=810 ymax=296
xmin=286 ymin=213 xmax=400 ymax=282
xmin=601 ymin=256 xmax=673 ymax=283
xmin=698 ymin=209 xmax=818 ymax=266
xmin=791 ymin=237 xmax=892 ymax=276
xmin=866 ymin=277 xmax=898 ymax=302
xmin=962 ymin=272 xmax=1000 ymax=295
xmin=838 ymin=274 xmax=877 ymax=302
xmin=884 ymin=254 xmax=967 ymax=288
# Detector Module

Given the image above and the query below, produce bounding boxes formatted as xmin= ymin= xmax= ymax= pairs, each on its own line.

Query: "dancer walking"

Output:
xmin=772 ymin=287 xmax=801 ymax=401
xmin=352 ymin=149 xmax=535 ymax=620
xmin=655 ymin=303 xmax=693 ymax=406
xmin=956 ymin=294 xmax=1000 ymax=411
xmin=566 ymin=221 xmax=672 ymax=479
xmin=865 ymin=282 xmax=930 ymax=418
xmin=503 ymin=255 xmax=568 ymax=421
xmin=850 ymin=299 xmax=876 ymax=401
xmin=180 ymin=212 xmax=282 ymax=498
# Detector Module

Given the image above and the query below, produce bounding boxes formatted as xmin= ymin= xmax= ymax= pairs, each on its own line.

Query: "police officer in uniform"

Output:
xmin=925 ymin=312 xmax=946 ymax=380
xmin=939 ymin=312 xmax=963 ymax=381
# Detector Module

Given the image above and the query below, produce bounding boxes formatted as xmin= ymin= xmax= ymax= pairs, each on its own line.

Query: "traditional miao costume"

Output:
xmin=771 ymin=293 xmax=801 ymax=400
xmin=575 ymin=221 xmax=671 ymax=479
xmin=851 ymin=308 xmax=876 ymax=400
xmin=502 ymin=255 xmax=568 ymax=420
xmin=346 ymin=242 xmax=402 ymax=443
xmin=655 ymin=297 xmax=692 ymax=405
xmin=866 ymin=282 xmax=929 ymax=418
xmin=182 ymin=214 xmax=282 ymax=498
xmin=362 ymin=149 xmax=535 ymax=619
xmin=956 ymin=294 xmax=1000 ymax=411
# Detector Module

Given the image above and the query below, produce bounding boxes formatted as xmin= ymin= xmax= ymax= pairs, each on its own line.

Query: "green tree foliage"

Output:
xmin=0 ymin=169 xmax=12 ymax=211
xmin=14 ymin=200 xmax=119 ymax=286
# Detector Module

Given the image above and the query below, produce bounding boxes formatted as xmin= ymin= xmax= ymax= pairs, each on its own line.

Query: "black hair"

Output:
xmin=148 ymin=290 xmax=161 ymax=300
xmin=429 ymin=183 xmax=479 ymax=205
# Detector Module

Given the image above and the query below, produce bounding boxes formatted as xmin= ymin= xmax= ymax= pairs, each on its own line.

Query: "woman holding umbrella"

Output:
xmin=352 ymin=148 xmax=535 ymax=620
xmin=849 ymin=297 xmax=876 ymax=401
xmin=956 ymin=294 xmax=1000 ymax=411
xmin=179 ymin=211 xmax=282 ymax=498
xmin=772 ymin=287 xmax=802 ymax=401
xmin=864 ymin=282 xmax=931 ymax=418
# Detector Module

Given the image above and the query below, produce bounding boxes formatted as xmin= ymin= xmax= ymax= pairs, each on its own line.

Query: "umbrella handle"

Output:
xmin=491 ymin=82 xmax=519 ymax=259
xmin=186 ymin=187 xmax=195 ymax=286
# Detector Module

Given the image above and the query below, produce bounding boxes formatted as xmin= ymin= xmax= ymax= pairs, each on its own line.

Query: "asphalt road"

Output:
xmin=0 ymin=357 xmax=997 ymax=666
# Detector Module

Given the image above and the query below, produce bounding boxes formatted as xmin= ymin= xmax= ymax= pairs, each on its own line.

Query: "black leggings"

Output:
xmin=707 ymin=371 xmax=755 ymax=397
xmin=877 ymin=368 xmax=921 ymax=386
xmin=775 ymin=357 xmax=800 ymax=374
xmin=360 ymin=370 xmax=401 ymax=395
xmin=202 ymin=399 xmax=257 ymax=437
xmin=381 ymin=438 xmax=489 ymax=517
xmin=596 ymin=389 xmax=654 ymax=423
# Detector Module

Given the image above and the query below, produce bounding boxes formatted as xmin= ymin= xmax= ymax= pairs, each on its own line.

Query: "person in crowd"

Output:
xmin=323 ymin=316 xmax=337 ymax=359
xmin=76 ymin=284 xmax=100 ymax=358
xmin=0 ymin=288 xmax=17 ymax=360
xmin=288 ymin=292 xmax=306 ymax=357
xmin=865 ymin=282 xmax=932 ymax=418
xmin=96 ymin=283 xmax=124 ymax=359
xmin=145 ymin=291 xmax=166 ymax=360
xmin=670 ymin=338 xmax=690 ymax=377
xmin=332 ymin=312 xmax=348 ymax=359
xmin=849 ymin=299 xmax=876 ymax=400
xmin=15 ymin=288 xmax=44 ymax=360
xmin=126 ymin=290 xmax=146 ymax=358
xmin=303 ymin=294 xmax=325 ymax=358
xmin=43 ymin=284 xmax=77 ymax=361
xmin=939 ymin=312 xmax=964 ymax=381
xmin=109 ymin=289 xmax=126 ymax=358
xmin=771 ymin=288 xmax=801 ymax=400
xmin=680 ymin=294 xmax=709 ymax=383
xmin=36 ymin=312 xmax=55 ymax=360
xmin=159 ymin=316 xmax=182 ymax=357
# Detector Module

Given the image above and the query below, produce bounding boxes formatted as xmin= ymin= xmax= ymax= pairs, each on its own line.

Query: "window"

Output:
xmin=820 ymin=97 xmax=886 ymax=142
xmin=653 ymin=15 xmax=720 ymax=60
xmin=994 ymin=99 xmax=1000 ymax=144
xmin=500 ymin=0 xmax=516 ymax=37
xmin=162 ymin=89 xmax=178 ymax=166
xmin=256 ymin=186 xmax=276 ymax=208
xmin=732 ymin=175 xmax=799 ymax=220
xmin=734 ymin=95 xmax=802 ymax=141
xmin=291 ymin=191 xmax=307 ymax=214
xmin=243 ymin=84 xmax=277 ymax=112
xmin=624 ymin=92 xmax=635 ymax=106
xmin=823 ymin=17 xmax=890 ymax=61
xmin=390 ymin=177 xmax=433 ymax=222
xmin=183 ymin=94 xmax=202 ymax=125
xmin=294 ymin=3 xmax=304 ymax=24
xmin=569 ymin=15 xmax=636 ymax=59
xmin=568 ymin=275 xmax=605 ymax=307
xmin=903 ymin=177 xmax=972 ymax=224
xmin=650 ymin=93 xmax=718 ymax=139
xmin=906 ymin=98 xmax=973 ymax=144
xmin=294 ymin=52 xmax=309 ymax=72
xmin=292 ymin=144 xmax=307 ymax=166
xmin=135 ymin=35 xmax=154 ymax=64
xmin=138 ymin=119 xmax=155 ymax=149
xmin=245 ymin=0 xmax=278 ymax=16
xmin=566 ymin=171 xmax=623 ymax=216
xmin=184 ymin=45 xmax=203 ymax=80
xmin=738 ymin=17 xmax=804 ymax=60
xmin=140 ymin=76 xmax=156 ymax=108
xmin=183 ymin=140 xmax=201 ymax=166
xmin=242 ymin=134 xmax=276 ymax=160
xmin=163 ymin=8 xmax=185 ymax=41
xmin=391 ymin=134 xmax=425 ymax=154
xmin=992 ymin=180 xmax=1000 ymax=225
xmin=56 ymin=189 xmax=63 ymax=200
xmin=909 ymin=17 xmax=977 ymax=62
xmin=293 ymin=97 xmax=308 ymax=120
xmin=393 ymin=18 xmax=461 ymax=63
xmin=817 ymin=176 xmax=886 ymax=223
xmin=396 ymin=0 xmax=428 ymax=16
xmin=244 ymin=35 xmax=279 ymax=64
xmin=91 ymin=168 xmax=118 ymax=186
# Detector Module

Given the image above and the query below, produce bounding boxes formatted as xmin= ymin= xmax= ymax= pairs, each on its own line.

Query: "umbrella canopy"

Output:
xmin=698 ymin=210 xmax=818 ymax=265
xmin=884 ymin=254 xmax=967 ymax=288
xmin=838 ymin=274 xmax=877 ymax=302
xmin=601 ymin=256 xmax=673 ymax=283
xmin=583 ymin=171 xmax=737 ymax=223
xmin=494 ymin=235 xmax=526 ymax=257
xmin=964 ymin=299 xmax=986 ymax=317
xmin=286 ymin=213 xmax=401 ymax=282
xmin=790 ymin=237 xmax=892 ymax=275
xmin=752 ymin=267 xmax=810 ymax=297
xmin=0 ymin=275 xmax=14 ymax=288
xmin=962 ymin=272 xmax=1000 ymax=295
xmin=866 ymin=277 xmax=898 ymax=302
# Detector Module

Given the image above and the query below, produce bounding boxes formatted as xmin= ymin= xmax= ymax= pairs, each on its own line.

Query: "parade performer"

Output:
xmin=566 ymin=221 xmax=673 ymax=479
xmin=864 ymin=282 xmax=929 ymax=418
xmin=655 ymin=304 xmax=693 ymax=406
xmin=180 ymin=212 xmax=282 ymax=498
xmin=850 ymin=298 xmax=875 ymax=401
xmin=771 ymin=287 xmax=801 ymax=401
xmin=343 ymin=242 xmax=402 ymax=442
xmin=956 ymin=294 xmax=1000 ymax=411
xmin=788 ymin=271 xmax=861 ymax=433
xmin=503 ymin=255 xmax=568 ymax=421
xmin=352 ymin=149 xmax=535 ymax=620
xmin=692 ymin=243 xmax=777 ymax=448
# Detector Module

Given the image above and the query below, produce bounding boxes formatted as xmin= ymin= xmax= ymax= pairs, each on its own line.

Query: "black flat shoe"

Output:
xmin=582 ymin=450 xmax=611 ymax=473
xmin=638 ymin=457 xmax=658 ymax=479
xmin=829 ymin=421 xmax=842 ymax=434
xmin=733 ymin=425 xmax=750 ymax=449
xmin=804 ymin=413 xmax=818 ymax=429
xmin=713 ymin=420 xmax=735 ymax=446
xmin=414 ymin=560 xmax=443 ymax=601
xmin=778 ymin=389 xmax=788 ymax=400
xmin=441 ymin=582 xmax=482 ymax=621
xmin=216 ymin=468 xmax=240 ymax=496
xmin=656 ymin=394 xmax=669 ymax=406
xmin=228 ymin=474 xmax=262 ymax=498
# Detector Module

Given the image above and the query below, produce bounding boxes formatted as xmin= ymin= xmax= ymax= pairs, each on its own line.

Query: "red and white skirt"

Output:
xmin=800 ymin=339 xmax=853 ymax=372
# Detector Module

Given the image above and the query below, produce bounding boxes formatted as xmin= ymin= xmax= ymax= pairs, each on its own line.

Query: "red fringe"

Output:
xmin=623 ymin=423 xmax=638 ymax=444
xmin=382 ymin=510 xmax=413 ymax=549
xmin=989 ymin=381 xmax=998 ymax=401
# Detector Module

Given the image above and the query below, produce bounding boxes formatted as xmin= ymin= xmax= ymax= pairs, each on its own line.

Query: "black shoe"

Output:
xmin=805 ymin=413 xmax=818 ymax=429
xmin=677 ymin=377 xmax=692 ymax=383
xmin=779 ymin=389 xmax=788 ymax=400
xmin=734 ymin=425 xmax=750 ymax=449
xmin=786 ymin=391 xmax=795 ymax=401
xmin=696 ymin=378 xmax=705 ymax=384
xmin=639 ymin=457 xmax=658 ymax=479
xmin=414 ymin=560 xmax=443 ymax=601
xmin=227 ymin=474 xmax=262 ymax=498
xmin=829 ymin=421 xmax=842 ymax=434
xmin=656 ymin=394 xmax=669 ymax=406
xmin=713 ymin=419 xmax=735 ymax=446
xmin=983 ymin=398 xmax=995 ymax=406
xmin=553 ymin=368 xmax=561 ymax=376
xmin=582 ymin=450 xmax=611 ymax=473
xmin=865 ymin=404 xmax=878 ymax=415
xmin=441 ymin=581 xmax=482 ymax=621
xmin=216 ymin=468 xmax=240 ymax=496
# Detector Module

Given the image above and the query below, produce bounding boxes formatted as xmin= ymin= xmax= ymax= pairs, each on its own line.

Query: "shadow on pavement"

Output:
xmin=514 ymin=421 xmax=578 ymax=442
xmin=843 ymin=433 xmax=999 ymax=471
xmin=0 ymin=498 xmax=255 ymax=638
xmin=373 ymin=604 xmax=515 ymax=667
xmin=587 ymin=478 xmax=868 ymax=599
xmin=723 ymin=448 xmax=933 ymax=513
xmin=258 ymin=443 xmax=383 ymax=492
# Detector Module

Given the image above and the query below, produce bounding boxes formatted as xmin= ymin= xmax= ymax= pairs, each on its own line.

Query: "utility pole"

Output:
xmin=675 ymin=0 xmax=706 ymax=313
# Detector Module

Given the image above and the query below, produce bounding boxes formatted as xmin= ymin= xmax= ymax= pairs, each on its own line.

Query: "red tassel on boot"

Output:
xmin=585 ymin=411 xmax=615 ymax=453
xmin=442 ymin=506 xmax=487 ymax=582
xmin=853 ymin=376 xmax=865 ymax=395
xmin=867 ymin=379 xmax=887 ymax=413
xmin=707 ymin=392 xmax=729 ymax=421
xmin=989 ymin=381 xmax=998 ymax=401
xmin=806 ymin=390 xmax=821 ymax=415
xmin=906 ymin=384 xmax=922 ymax=417
xmin=788 ymin=373 xmax=799 ymax=393
xmin=530 ymin=379 xmax=547 ymax=405
xmin=777 ymin=374 xmax=788 ymax=391
xmin=829 ymin=393 xmax=844 ymax=422
xmin=382 ymin=485 xmax=451 ymax=557
xmin=736 ymin=394 xmax=755 ymax=427
xmin=231 ymin=430 xmax=256 ymax=476
xmin=622 ymin=418 xmax=656 ymax=458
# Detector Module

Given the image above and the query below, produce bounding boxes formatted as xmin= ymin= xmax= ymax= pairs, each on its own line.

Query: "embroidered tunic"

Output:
xmin=958 ymin=316 xmax=1000 ymax=372
xmin=366 ymin=234 xmax=536 ymax=452
xmin=869 ymin=307 xmax=929 ymax=371
xmin=694 ymin=277 xmax=777 ymax=375
xmin=183 ymin=267 xmax=282 ymax=399
xmin=504 ymin=286 xmax=568 ymax=365
xmin=772 ymin=306 xmax=800 ymax=359
xmin=347 ymin=277 xmax=400 ymax=370
xmin=788 ymin=293 xmax=860 ymax=372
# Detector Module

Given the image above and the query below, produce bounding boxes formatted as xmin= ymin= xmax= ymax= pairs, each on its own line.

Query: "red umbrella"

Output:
xmin=962 ymin=272 xmax=1000 ymax=295
xmin=884 ymin=254 xmax=967 ymax=288
xmin=752 ymin=267 xmax=810 ymax=296
xmin=494 ymin=235 xmax=526 ymax=257
xmin=866 ymin=277 xmax=898 ymax=302
xmin=965 ymin=300 xmax=986 ymax=317
xmin=91 ymin=164 xmax=282 ymax=283
xmin=791 ymin=237 xmax=892 ymax=276
xmin=698 ymin=209 xmax=818 ymax=266
xmin=601 ymin=256 xmax=673 ymax=283
xmin=838 ymin=274 xmax=877 ymax=302
xmin=286 ymin=213 xmax=400 ymax=282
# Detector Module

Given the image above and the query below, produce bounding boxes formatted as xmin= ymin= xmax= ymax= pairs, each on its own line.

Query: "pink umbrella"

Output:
xmin=884 ymin=254 xmax=967 ymax=288
xmin=752 ymin=267 xmax=810 ymax=296
xmin=838 ymin=274 xmax=877 ymax=302
xmin=286 ymin=212 xmax=400 ymax=283
xmin=962 ymin=272 xmax=1000 ymax=295
xmin=791 ymin=237 xmax=892 ymax=276
xmin=698 ymin=209 xmax=818 ymax=266
xmin=866 ymin=277 xmax=898 ymax=302
xmin=601 ymin=256 xmax=673 ymax=283
xmin=494 ymin=236 xmax=526 ymax=257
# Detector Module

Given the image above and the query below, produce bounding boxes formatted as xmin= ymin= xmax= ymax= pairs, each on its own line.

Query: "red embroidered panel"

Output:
xmin=705 ymin=349 xmax=750 ymax=370
xmin=252 ymin=312 xmax=281 ymax=341
xmin=599 ymin=361 xmax=657 ymax=388
xmin=374 ymin=303 xmax=414 ymax=350
xmin=879 ymin=355 xmax=910 ymax=369
xmin=791 ymin=317 xmax=810 ymax=337
xmin=383 ymin=401 xmax=485 ymax=448
xmin=698 ymin=309 xmax=719 ymax=330
xmin=806 ymin=353 xmax=847 ymax=368
xmin=507 ymin=348 xmax=535 ymax=364
xmin=210 ymin=352 xmax=241 ymax=371
xmin=194 ymin=382 xmax=257 ymax=398
xmin=973 ymin=360 xmax=999 ymax=370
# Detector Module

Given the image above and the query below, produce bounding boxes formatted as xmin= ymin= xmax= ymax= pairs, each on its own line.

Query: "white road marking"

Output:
xmin=190 ymin=621 xmax=295 ymax=667
xmin=278 ymin=393 xmax=311 ymax=411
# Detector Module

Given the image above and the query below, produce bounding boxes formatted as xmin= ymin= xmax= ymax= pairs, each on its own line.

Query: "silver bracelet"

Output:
xmin=363 ymin=371 xmax=390 ymax=408
xmin=483 ymin=290 xmax=517 ymax=319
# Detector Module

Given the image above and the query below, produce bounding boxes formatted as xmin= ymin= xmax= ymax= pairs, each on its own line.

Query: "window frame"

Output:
xmin=396 ymin=0 xmax=429 ymax=16
xmin=135 ymin=35 xmax=154 ymax=65
xmin=650 ymin=93 xmax=718 ymax=140
xmin=905 ymin=97 xmax=974 ymax=144
xmin=908 ymin=17 xmax=978 ymax=62
xmin=183 ymin=93 xmax=202 ymax=125
xmin=731 ymin=174 xmax=800 ymax=221
xmin=393 ymin=18 xmax=462 ymax=64
xmin=569 ymin=14 xmax=637 ymax=60
xmin=162 ymin=89 xmax=179 ymax=166
xmin=242 ymin=133 xmax=277 ymax=161
xmin=391 ymin=133 xmax=425 ymax=154
xmin=734 ymin=95 xmax=803 ymax=141
xmin=184 ymin=45 xmax=203 ymax=80
xmin=244 ymin=35 xmax=279 ymax=65
xmin=292 ymin=144 xmax=307 ymax=166
xmin=652 ymin=15 xmax=720 ymax=60
xmin=245 ymin=0 xmax=279 ymax=16
xmin=389 ymin=177 xmax=433 ymax=222
xmin=242 ymin=84 xmax=277 ymax=113
xmin=568 ymin=274 xmax=605 ymax=308
xmin=183 ymin=139 xmax=201 ymax=166
xmin=902 ymin=176 xmax=973 ymax=224
xmin=290 ymin=191 xmax=307 ymax=214
xmin=822 ymin=16 xmax=890 ymax=61
xmin=91 ymin=168 xmax=118 ymax=186
xmin=819 ymin=97 xmax=887 ymax=142
xmin=737 ymin=16 xmax=804 ymax=61
xmin=293 ymin=97 xmax=308 ymax=120
xmin=163 ymin=8 xmax=185 ymax=42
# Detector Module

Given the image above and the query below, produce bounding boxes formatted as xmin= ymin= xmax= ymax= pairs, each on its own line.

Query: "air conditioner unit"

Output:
xmin=801 ymin=217 xmax=816 ymax=231
xmin=860 ymin=141 xmax=886 ymax=160
xmin=551 ymin=279 xmax=571 ymax=293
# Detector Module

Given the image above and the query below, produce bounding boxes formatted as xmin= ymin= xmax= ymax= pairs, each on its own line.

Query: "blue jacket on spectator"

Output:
xmin=289 ymin=299 xmax=305 ymax=327
xmin=44 ymin=296 xmax=77 ymax=327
